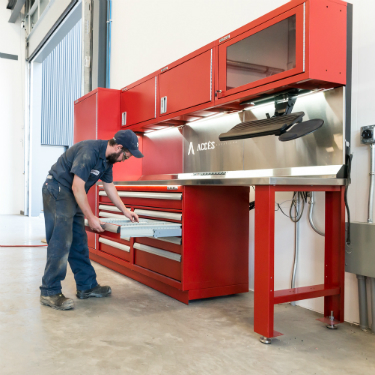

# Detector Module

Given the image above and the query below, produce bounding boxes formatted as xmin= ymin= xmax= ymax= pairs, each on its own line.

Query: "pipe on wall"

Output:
xmin=291 ymin=194 xmax=300 ymax=307
xmin=308 ymin=192 xmax=325 ymax=236
xmin=371 ymin=278 xmax=375 ymax=334
xmin=369 ymin=144 xmax=375 ymax=333
xmin=106 ymin=0 xmax=111 ymax=88
xmin=357 ymin=275 xmax=369 ymax=331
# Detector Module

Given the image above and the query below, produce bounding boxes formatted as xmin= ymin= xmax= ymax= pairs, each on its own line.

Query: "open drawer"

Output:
xmin=85 ymin=217 xmax=182 ymax=239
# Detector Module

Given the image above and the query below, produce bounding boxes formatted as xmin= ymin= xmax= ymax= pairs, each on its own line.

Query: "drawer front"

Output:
xmin=136 ymin=236 xmax=182 ymax=254
xmin=134 ymin=243 xmax=181 ymax=281
xmin=99 ymin=237 xmax=131 ymax=262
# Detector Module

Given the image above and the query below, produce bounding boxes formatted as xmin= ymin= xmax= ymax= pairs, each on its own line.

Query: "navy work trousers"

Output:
xmin=40 ymin=177 xmax=98 ymax=296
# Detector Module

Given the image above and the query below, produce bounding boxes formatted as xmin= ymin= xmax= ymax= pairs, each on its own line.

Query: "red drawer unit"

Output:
xmin=90 ymin=185 xmax=250 ymax=304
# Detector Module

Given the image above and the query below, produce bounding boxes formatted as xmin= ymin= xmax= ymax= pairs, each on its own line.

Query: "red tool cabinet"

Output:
xmin=119 ymin=0 xmax=347 ymax=132
xmin=90 ymin=185 xmax=250 ymax=304
xmin=73 ymin=88 xmax=142 ymax=250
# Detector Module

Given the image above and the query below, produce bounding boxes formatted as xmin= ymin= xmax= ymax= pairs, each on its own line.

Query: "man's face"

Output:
xmin=107 ymin=146 xmax=132 ymax=164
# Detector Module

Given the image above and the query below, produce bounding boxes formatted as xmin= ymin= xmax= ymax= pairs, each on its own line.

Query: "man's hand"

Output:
xmin=88 ymin=216 xmax=105 ymax=232
xmin=124 ymin=209 xmax=139 ymax=223
xmin=103 ymin=182 xmax=140 ymax=223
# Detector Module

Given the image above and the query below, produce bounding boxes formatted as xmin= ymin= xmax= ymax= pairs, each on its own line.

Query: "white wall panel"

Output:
xmin=0 ymin=1 xmax=25 ymax=214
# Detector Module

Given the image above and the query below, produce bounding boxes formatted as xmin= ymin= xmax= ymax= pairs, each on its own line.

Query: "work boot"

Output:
xmin=40 ymin=293 xmax=74 ymax=310
xmin=76 ymin=284 xmax=112 ymax=299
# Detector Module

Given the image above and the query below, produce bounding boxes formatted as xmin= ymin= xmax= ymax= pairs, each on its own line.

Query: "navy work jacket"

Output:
xmin=48 ymin=140 xmax=113 ymax=193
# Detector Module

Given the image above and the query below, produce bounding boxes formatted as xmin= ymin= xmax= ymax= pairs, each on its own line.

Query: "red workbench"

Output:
xmin=254 ymin=183 xmax=346 ymax=343
xmin=117 ymin=175 xmax=347 ymax=343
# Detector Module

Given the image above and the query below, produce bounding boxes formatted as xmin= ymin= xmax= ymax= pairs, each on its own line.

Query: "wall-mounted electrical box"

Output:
xmin=360 ymin=125 xmax=375 ymax=145
xmin=345 ymin=222 xmax=375 ymax=278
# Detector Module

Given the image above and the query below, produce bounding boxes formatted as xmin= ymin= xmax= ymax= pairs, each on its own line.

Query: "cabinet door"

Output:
xmin=218 ymin=4 xmax=304 ymax=98
xmin=121 ymin=77 xmax=157 ymax=127
xmin=74 ymin=94 xmax=97 ymax=249
xmin=159 ymin=49 xmax=212 ymax=116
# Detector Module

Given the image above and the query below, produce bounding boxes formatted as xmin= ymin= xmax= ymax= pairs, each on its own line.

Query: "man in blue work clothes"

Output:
xmin=40 ymin=130 xmax=143 ymax=310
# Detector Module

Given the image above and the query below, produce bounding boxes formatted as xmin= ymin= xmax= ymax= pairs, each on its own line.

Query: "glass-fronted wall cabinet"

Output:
xmin=217 ymin=5 xmax=305 ymax=98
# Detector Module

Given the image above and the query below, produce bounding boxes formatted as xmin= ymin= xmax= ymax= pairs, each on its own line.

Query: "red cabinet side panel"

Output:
xmin=182 ymin=186 xmax=249 ymax=291
xmin=142 ymin=130 xmax=183 ymax=175
xmin=74 ymin=93 xmax=97 ymax=143
xmin=308 ymin=0 xmax=346 ymax=85
xmin=74 ymin=93 xmax=98 ymax=249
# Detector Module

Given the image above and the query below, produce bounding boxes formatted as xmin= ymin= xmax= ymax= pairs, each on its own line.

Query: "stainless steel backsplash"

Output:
xmin=182 ymin=87 xmax=345 ymax=175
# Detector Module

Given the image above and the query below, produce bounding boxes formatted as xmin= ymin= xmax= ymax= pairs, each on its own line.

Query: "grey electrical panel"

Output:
xmin=345 ymin=222 xmax=375 ymax=278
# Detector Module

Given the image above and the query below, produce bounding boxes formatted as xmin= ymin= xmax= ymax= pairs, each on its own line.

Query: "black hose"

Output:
xmin=345 ymin=154 xmax=353 ymax=245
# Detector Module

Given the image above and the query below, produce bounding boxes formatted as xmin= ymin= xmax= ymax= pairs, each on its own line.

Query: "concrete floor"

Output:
xmin=0 ymin=215 xmax=375 ymax=375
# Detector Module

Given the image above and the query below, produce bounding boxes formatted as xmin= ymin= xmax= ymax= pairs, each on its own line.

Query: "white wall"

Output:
xmin=110 ymin=0 xmax=375 ymax=326
xmin=0 ymin=1 xmax=25 ymax=214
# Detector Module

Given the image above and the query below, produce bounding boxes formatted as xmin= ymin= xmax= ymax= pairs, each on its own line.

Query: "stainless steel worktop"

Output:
xmin=104 ymin=173 xmax=346 ymax=187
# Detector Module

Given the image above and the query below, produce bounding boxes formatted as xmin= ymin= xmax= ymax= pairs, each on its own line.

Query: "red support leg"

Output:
xmin=324 ymin=187 xmax=346 ymax=322
xmin=254 ymin=186 xmax=280 ymax=339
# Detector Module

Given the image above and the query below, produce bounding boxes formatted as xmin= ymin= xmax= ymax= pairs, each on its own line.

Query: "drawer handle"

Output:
xmin=134 ymin=209 xmax=182 ymax=221
xmin=99 ymin=205 xmax=121 ymax=212
xmin=134 ymin=243 xmax=181 ymax=262
xmin=99 ymin=191 xmax=182 ymax=200
xmin=99 ymin=237 xmax=130 ymax=252
xmin=99 ymin=211 xmax=127 ymax=219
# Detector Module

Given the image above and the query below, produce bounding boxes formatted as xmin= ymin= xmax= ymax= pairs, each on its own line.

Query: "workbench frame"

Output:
xmin=254 ymin=185 xmax=346 ymax=340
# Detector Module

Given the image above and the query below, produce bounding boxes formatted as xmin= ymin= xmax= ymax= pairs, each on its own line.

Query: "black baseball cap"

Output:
xmin=113 ymin=130 xmax=144 ymax=158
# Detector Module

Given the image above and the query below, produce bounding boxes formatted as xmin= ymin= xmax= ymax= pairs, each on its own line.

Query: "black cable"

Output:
xmin=249 ymin=201 xmax=255 ymax=210
xmin=345 ymin=153 xmax=353 ymax=245
xmin=289 ymin=192 xmax=308 ymax=222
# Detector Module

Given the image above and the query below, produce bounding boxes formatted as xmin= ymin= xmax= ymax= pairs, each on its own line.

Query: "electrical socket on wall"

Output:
xmin=360 ymin=125 xmax=375 ymax=145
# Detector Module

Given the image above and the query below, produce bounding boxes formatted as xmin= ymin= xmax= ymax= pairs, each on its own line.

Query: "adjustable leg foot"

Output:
xmin=259 ymin=336 xmax=272 ymax=344
xmin=318 ymin=310 xmax=340 ymax=329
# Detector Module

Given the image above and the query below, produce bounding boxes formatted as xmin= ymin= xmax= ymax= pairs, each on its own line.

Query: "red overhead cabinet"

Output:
xmin=121 ymin=76 xmax=157 ymax=127
xmin=215 ymin=0 xmax=347 ymax=104
xmin=118 ymin=0 xmax=348 ymax=132
xmin=217 ymin=5 xmax=304 ymax=98
xmin=159 ymin=49 xmax=213 ymax=116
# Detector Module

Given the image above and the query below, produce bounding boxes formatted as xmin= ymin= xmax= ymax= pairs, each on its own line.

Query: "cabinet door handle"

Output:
xmin=160 ymin=96 xmax=167 ymax=114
